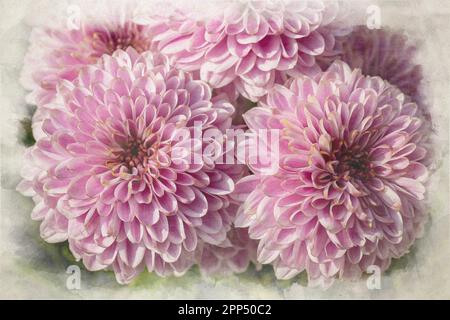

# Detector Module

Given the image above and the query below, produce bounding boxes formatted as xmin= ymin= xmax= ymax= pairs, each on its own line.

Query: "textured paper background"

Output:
xmin=0 ymin=0 xmax=449 ymax=299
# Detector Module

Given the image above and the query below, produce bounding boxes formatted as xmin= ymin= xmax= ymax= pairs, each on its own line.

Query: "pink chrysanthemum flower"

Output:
xmin=21 ymin=3 xmax=152 ymax=106
xmin=17 ymin=48 xmax=241 ymax=284
xmin=148 ymin=0 xmax=350 ymax=102
xmin=197 ymin=226 xmax=259 ymax=275
xmin=234 ymin=61 xmax=430 ymax=286
xmin=318 ymin=26 xmax=424 ymax=107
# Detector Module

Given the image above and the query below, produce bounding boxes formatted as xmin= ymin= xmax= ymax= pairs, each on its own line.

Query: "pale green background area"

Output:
xmin=0 ymin=0 xmax=449 ymax=299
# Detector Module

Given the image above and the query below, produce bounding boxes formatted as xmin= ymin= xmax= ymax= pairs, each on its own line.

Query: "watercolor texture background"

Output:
xmin=0 ymin=0 xmax=449 ymax=299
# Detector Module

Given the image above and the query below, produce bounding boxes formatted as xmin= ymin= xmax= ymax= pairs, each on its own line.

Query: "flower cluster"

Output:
xmin=18 ymin=0 xmax=432 ymax=287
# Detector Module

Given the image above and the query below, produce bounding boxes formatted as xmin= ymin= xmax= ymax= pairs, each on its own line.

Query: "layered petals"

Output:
xmin=21 ymin=2 xmax=153 ymax=106
xmin=18 ymin=48 xmax=242 ymax=284
xmin=236 ymin=61 xmax=431 ymax=286
xmin=147 ymin=0 xmax=351 ymax=102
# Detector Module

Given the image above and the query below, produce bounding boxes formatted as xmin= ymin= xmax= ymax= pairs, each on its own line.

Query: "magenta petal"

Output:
xmin=116 ymin=201 xmax=133 ymax=222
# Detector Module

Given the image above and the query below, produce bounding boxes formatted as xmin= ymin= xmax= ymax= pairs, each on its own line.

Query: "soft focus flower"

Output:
xmin=17 ymin=48 xmax=241 ymax=284
xmin=318 ymin=26 xmax=424 ymax=109
xmin=21 ymin=1 xmax=153 ymax=106
xmin=147 ymin=0 xmax=350 ymax=102
xmin=197 ymin=226 xmax=259 ymax=275
xmin=235 ymin=61 xmax=430 ymax=286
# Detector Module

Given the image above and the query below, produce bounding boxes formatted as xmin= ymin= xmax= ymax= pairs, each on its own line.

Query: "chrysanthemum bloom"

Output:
xmin=234 ymin=61 xmax=430 ymax=286
xmin=197 ymin=226 xmax=259 ymax=275
xmin=147 ymin=0 xmax=350 ymax=102
xmin=17 ymin=48 xmax=240 ymax=284
xmin=21 ymin=2 xmax=153 ymax=107
xmin=317 ymin=26 xmax=424 ymax=107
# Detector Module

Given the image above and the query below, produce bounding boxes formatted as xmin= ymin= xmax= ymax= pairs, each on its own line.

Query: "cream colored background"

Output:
xmin=0 ymin=0 xmax=449 ymax=299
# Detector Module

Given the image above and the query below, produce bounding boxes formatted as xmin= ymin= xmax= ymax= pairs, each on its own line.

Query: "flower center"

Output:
xmin=120 ymin=139 xmax=152 ymax=171
xmin=106 ymin=130 xmax=171 ymax=179
xmin=105 ymin=137 xmax=158 ymax=177
xmin=90 ymin=25 xmax=149 ymax=57
xmin=322 ymin=142 xmax=375 ymax=182
xmin=106 ymin=32 xmax=147 ymax=54
xmin=336 ymin=149 xmax=373 ymax=180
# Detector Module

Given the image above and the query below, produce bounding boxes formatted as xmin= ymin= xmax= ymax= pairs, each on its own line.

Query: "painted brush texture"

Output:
xmin=0 ymin=0 xmax=449 ymax=299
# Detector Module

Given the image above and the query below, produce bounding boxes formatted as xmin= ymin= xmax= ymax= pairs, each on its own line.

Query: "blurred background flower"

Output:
xmin=146 ymin=0 xmax=352 ymax=102
xmin=318 ymin=26 xmax=428 ymax=119
xmin=20 ymin=0 xmax=153 ymax=107
xmin=197 ymin=226 xmax=260 ymax=276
